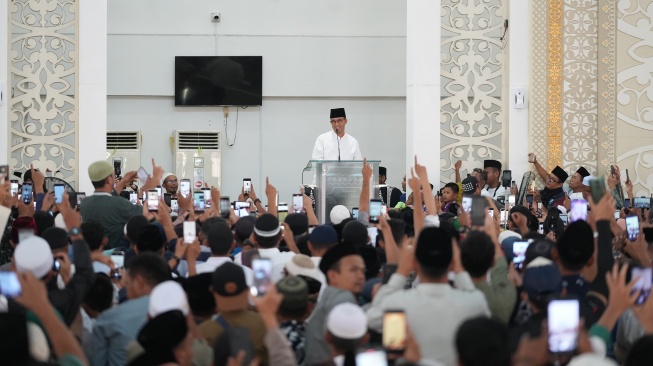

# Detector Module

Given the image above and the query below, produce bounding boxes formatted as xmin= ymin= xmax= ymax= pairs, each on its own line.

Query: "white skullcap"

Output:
xmin=330 ymin=205 xmax=351 ymax=225
xmin=424 ymin=215 xmax=440 ymax=228
xmin=582 ymin=175 xmax=595 ymax=187
xmin=148 ymin=281 xmax=189 ymax=317
xmin=498 ymin=230 xmax=521 ymax=245
xmin=525 ymin=256 xmax=554 ymax=269
xmin=15 ymin=236 xmax=54 ymax=279
xmin=162 ymin=173 xmax=177 ymax=183
xmin=327 ymin=302 xmax=368 ymax=339
xmin=567 ymin=353 xmax=617 ymax=366
xmin=28 ymin=322 xmax=51 ymax=362
xmin=54 ymin=214 xmax=67 ymax=231
xmin=285 ymin=254 xmax=322 ymax=282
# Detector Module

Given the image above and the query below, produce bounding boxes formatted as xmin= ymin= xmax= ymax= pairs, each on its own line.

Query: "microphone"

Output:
xmin=336 ymin=128 xmax=341 ymax=161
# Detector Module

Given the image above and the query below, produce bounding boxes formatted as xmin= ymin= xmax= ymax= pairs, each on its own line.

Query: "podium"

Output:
xmin=302 ymin=160 xmax=380 ymax=224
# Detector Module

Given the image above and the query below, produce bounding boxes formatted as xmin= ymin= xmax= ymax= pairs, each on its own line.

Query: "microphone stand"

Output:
xmin=336 ymin=128 xmax=341 ymax=161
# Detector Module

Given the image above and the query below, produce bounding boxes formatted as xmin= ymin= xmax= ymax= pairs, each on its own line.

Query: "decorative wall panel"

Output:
xmin=440 ymin=0 xmax=505 ymax=185
xmin=9 ymin=0 xmax=79 ymax=187
xmin=529 ymin=0 xmax=550 ymax=187
xmin=598 ymin=0 xmax=616 ymax=172
xmin=547 ymin=0 xmax=563 ymax=171
xmin=614 ymin=0 xmax=653 ymax=196
xmin=561 ymin=0 xmax=598 ymax=175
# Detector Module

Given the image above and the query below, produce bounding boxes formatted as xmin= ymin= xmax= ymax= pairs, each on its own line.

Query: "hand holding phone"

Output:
xmin=626 ymin=215 xmax=639 ymax=241
xmin=21 ymin=183 xmax=33 ymax=205
xmin=243 ymin=178 xmax=252 ymax=194
xmin=147 ymin=190 xmax=159 ymax=212
xmin=0 ymin=272 xmax=22 ymax=298
xmin=54 ymin=183 xmax=65 ymax=204
xmin=193 ymin=191 xmax=205 ymax=213
xmin=179 ymin=179 xmax=191 ymax=198
xmin=548 ymin=299 xmax=580 ymax=354
xmin=220 ymin=197 xmax=230 ymax=218
xmin=183 ymin=221 xmax=196 ymax=244
xmin=252 ymin=258 xmax=272 ymax=297
xmin=292 ymin=194 xmax=303 ymax=213
xmin=369 ymin=199 xmax=382 ymax=223
xmin=382 ymin=310 xmax=406 ymax=353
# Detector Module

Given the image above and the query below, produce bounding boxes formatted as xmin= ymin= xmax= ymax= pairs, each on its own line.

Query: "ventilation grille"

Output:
xmin=107 ymin=131 xmax=140 ymax=150
xmin=177 ymin=131 xmax=220 ymax=150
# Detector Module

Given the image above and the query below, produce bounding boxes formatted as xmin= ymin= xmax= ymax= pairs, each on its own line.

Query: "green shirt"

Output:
xmin=80 ymin=193 xmax=142 ymax=248
xmin=474 ymin=256 xmax=517 ymax=324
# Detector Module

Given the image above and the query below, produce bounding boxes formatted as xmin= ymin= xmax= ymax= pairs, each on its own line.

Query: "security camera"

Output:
xmin=211 ymin=13 xmax=220 ymax=22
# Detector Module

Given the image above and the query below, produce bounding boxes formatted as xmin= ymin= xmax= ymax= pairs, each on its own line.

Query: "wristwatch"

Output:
xmin=68 ymin=226 xmax=81 ymax=236
xmin=253 ymin=198 xmax=262 ymax=206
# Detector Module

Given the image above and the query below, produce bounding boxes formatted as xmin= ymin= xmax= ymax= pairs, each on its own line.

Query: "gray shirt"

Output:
xmin=80 ymin=193 xmax=142 ymax=248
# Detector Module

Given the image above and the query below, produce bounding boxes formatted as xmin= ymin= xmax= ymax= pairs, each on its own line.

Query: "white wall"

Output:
xmin=107 ymin=0 xmax=407 ymax=201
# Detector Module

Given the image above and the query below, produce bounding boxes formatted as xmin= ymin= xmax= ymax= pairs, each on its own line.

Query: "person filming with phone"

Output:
xmin=311 ymin=108 xmax=363 ymax=161
xmin=528 ymin=153 xmax=568 ymax=211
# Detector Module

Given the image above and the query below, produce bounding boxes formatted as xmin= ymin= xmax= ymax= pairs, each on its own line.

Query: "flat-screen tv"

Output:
xmin=175 ymin=56 xmax=262 ymax=106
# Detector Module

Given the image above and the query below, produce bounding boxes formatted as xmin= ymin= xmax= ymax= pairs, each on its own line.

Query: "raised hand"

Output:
xmin=30 ymin=164 xmax=45 ymax=194
xmin=362 ymin=158 xmax=373 ymax=181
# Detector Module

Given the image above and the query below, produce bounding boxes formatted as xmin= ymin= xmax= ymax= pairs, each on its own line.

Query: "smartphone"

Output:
xmin=382 ymin=310 xmax=407 ymax=353
xmin=488 ymin=209 xmax=494 ymax=218
xmin=356 ymin=349 xmax=388 ymax=366
xmin=113 ymin=157 xmax=122 ymax=176
xmin=76 ymin=192 xmax=86 ymax=207
xmin=500 ymin=208 xmax=507 ymax=223
xmin=538 ymin=222 xmax=544 ymax=235
xmin=136 ymin=166 xmax=148 ymax=183
xmin=0 ymin=272 xmax=22 ymax=298
xmin=614 ymin=210 xmax=621 ymax=220
xmin=381 ymin=204 xmax=387 ymax=214
xmin=252 ymin=258 xmax=273 ymax=297
xmin=179 ymin=179 xmax=191 ymax=198
xmin=526 ymin=194 xmax=534 ymax=207
xmin=352 ymin=207 xmax=359 ymax=219
xmin=129 ymin=192 xmax=138 ymax=205
xmin=183 ymin=221 xmax=196 ymax=244
xmin=110 ymin=251 xmax=125 ymax=269
xmin=548 ymin=299 xmax=580 ymax=354
xmin=369 ymin=199 xmax=383 ymax=223
xmin=292 ymin=194 xmax=303 ymax=213
xmin=569 ymin=200 xmax=588 ymax=223
xmin=21 ymin=182 xmax=33 ymax=205
xmin=508 ymin=195 xmax=516 ymax=206
xmin=625 ymin=198 xmax=631 ymax=209
xmin=502 ymin=170 xmax=512 ymax=183
xmin=193 ymin=191 xmax=205 ymax=213
xmin=462 ymin=196 xmax=472 ymax=213
xmin=147 ymin=189 xmax=159 ymax=212
xmin=471 ymin=196 xmax=486 ymax=226
xmin=537 ymin=201 xmax=542 ymax=211
xmin=202 ymin=188 xmax=212 ymax=208
xmin=589 ymin=178 xmax=606 ymax=204
xmin=154 ymin=186 xmax=162 ymax=199
xmin=163 ymin=193 xmax=171 ymax=207
xmin=220 ymin=197 xmax=230 ymax=218
xmin=0 ymin=165 xmax=8 ymax=184
xmin=634 ymin=197 xmax=650 ymax=209
xmin=626 ymin=215 xmax=639 ymax=241
xmin=53 ymin=258 xmax=61 ymax=272
xmin=631 ymin=267 xmax=652 ymax=306
xmin=235 ymin=201 xmax=250 ymax=218
xmin=559 ymin=214 xmax=568 ymax=226
xmin=512 ymin=241 xmax=530 ymax=270
xmin=243 ymin=178 xmax=252 ymax=194
xmin=10 ymin=180 xmax=19 ymax=197
xmin=626 ymin=168 xmax=630 ymax=182
xmin=227 ymin=327 xmax=256 ymax=365
xmin=171 ymin=198 xmax=179 ymax=215
xmin=52 ymin=183 xmax=64 ymax=204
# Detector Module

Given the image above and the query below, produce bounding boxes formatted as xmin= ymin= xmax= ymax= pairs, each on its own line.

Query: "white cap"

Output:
xmin=15 ymin=236 xmax=54 ymax=279
xmin=424 ymin=215 xmax=440 ymax=228
xmin=148 ymin=281 xmax=189 ymax=317
xmin=330 ymin=205 xmax=351 ymax=225
xmin=327 ymin=302 xmax=368 ymax=339
xmin=567 ymin=353 xmax=617 ymax=366
xmin=28 ymin=322 xmax=51 ymax=362
xmin=526 ymin=256 xmax=554 ymax=269
xmin=582 ymin=175 xmax=595 ymax=187
xmin=54 ymin=214 xmax=67 ymax=231
xmin=162 ymin=172 xmax=176 ymax=183
xmin=285 ymin=254 xmax=322 ymax=282
xmin=498 ymin=230 xmax=521 ymax=245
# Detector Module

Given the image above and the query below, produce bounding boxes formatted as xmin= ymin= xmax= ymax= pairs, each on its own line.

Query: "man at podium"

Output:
xmin=312 ymin=108 xmax=363 ymax=161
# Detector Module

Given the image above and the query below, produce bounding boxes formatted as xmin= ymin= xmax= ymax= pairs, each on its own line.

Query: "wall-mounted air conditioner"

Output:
xmin=173 ymin=131 xmax=221 ymax=191
xmin=106 ymin=131 xmax=142 ymax=181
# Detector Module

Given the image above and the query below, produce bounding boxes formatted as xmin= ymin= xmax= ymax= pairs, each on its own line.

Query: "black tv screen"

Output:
xmin=175 ymin=56 xmax=262 ymax=106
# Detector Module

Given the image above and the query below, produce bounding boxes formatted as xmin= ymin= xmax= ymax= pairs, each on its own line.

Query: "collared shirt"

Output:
xmin=311 ymin=131 xmax=362 ymax=161
xmin=91 ymin=295 xmax=150 ymax=366
xmin=191 ymin=256 xmax=254 ymax=286
xmin=474 ymin=257 xmax=517 ymax=325
xmin=482 ymin=185 xmax=507 ymax=199
xmin=234 ymin=247 xmax=295 ymax=282
xmin=366 ymin=272 xmax=490 ymax=366
xmin=81 ymin=193 xmax=142 ymax=248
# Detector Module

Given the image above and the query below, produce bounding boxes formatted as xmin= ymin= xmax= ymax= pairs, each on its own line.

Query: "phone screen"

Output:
xmin=21 ymin=183 xmax=33 ymax=204
xmin=500 ymin=209 xmax=507 ymax=223
xmin=471 ymin=196 xmax=486 ymax=226
xmin=369 ymin=199 xmax=382 ymax=222
xmin=512 ymin=241 xmax=530 ymax=270
xmin=569 ymin=200 xmax=588 ymax=223
xmin=10 ymin=181 xmax=19 ymax=197
xmin=147 ymin=190 xmax=159 ymax=211
xmin=53 ymin=184 xmax=64 ymax=204
xmin=203 ymin=188 xmax=212 ymax=208
xmin=183 ymin=221 xmax=196 ymax=244
xmin=136 ymin=167 xmax=148 ymax=183
xmin=382 ymin=311 xmax=407 ymax=353
xmin=352 ymin=207 xmax=359 ymax=219
xmin=220 ymin=197 xmax=230 ymax=218
xmin=111 ymin=252 xmax=125 ymax=269
xmin=252 ymin=258 xmax=273 ymax=296
xmin=548 ymin=299 xmax=580 ymax=354
xmin=625 ymin=198 xmax=631 ymax=209
xmin=589 ymin=178 xmax=606 ymax=204
xmin=77 ymin=193 xmax=86 ymax=207
xmin=129 ymin=192 xmax=138 ymax=205
xmin=634 ymin=197 xmax=650 ymax=209
xmin=538 ymin=222 xmax=544 ymax=234
xmin=626 ymin=215 xmax=639 ymax=241
xmin=171 ymin=199 xmax=179 ymax=214
xmin=632 ymin=267 xmax=652 ymax=306
xmin=193 ymin=192 xmax=205 ymax=213
xmin=278 ymin=209 xmax=288 ymax=222
xmin=180 ymin=179 xmax=191 ymax=197
xmin=293 ymin=194 xmax=303 ymax=213
xmin=243 ymin=178 xmax=252 ymax=193
xmin=559 ymin=214 xmax=568 ymax=225
xmin=356 ymin=350 xmax=388 ymax=366
xmin=614 ymin=210 xmax=621 ymax=220
xmin=0 ymin=272 xmax=22 ymax=298
xmin=155 ymin=186 xmax=162 ymax=198
xmin=526 ymin=194 xmax=534 ymax=205
xmin=508 ymin=195 xmax=516 ymax=206
xmin=462 ymin=196 xmax=472 ymax=213
xmin=235 ymin=201 xmax=250 ymax=217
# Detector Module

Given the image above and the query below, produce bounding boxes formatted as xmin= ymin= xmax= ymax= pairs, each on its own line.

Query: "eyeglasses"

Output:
xmin=164 ymin=179 xmax=178 ymax=184
xmin=546 ymin=175 xmax=559 ymax=183
xmin=330 ymin=118 xmax=345 ymax=124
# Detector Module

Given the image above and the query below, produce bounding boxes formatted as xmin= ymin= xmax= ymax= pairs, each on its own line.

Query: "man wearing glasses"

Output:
xmin=311 ymin=108 xmax=363 ymax=161
xmin=529 ymin=154 xmax=569 ymax=210
xmin=162 ymin=173 xmax=179 ymax=198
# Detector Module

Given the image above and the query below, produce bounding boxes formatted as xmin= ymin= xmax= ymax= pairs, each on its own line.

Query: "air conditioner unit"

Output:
xmin=105 ymin=131 xmax=142 ymax=180
xmin=173 ymin=131 xmax=221 ymax=191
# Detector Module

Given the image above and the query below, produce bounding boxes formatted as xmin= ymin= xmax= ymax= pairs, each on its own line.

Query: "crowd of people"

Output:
xmin=0 ymin=152 xmax=652 ymax=366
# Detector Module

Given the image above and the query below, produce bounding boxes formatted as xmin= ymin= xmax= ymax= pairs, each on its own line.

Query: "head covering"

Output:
xmin=14 ymin=236 xmax=54 ymax=279
xmin=484 ymin=160 xmax=502 ymax=171
xmin=133 ymin=310 xmax=188 ymax=366
xmin=285 ymin=254 xmax=322 ymax=282
xmin=211 ymin=262 xmax=248 ymax=311
xmin=551 ymin=166 xmax=569 ymax=183
xmin=126 ymin=215 xmax=150 ymax=243
xmin=234 ymin=215 xmax=256 ymax=242
xmin=148 ymin=281 xmax=189 ymax=317
xmin=137 ymin=224 xmax=166 ymax=253
xmin=509 ymin=205 xmax=533 ymax=227
xmin=41 ymin=227 xmax=68 ymax=251
xmin=319 ymin=244 xmax=359 ymax=275
xmin=342 ymin=220 xmax=368 ymax=246
xmin=556 ymin=220 xmax=594 ymax=267
xmin=498 ymin=230 xmax=521 ymax=245
xmin=277 ymin=276 xmax=309 ymax=311
xmin=285 ymin=213 xmax=309 ymax=235
xmin=162 ymin=173 xmax=176 ymax=184
xmin=330 ymin=108 xmax=346 ymax=119
xmin=54 ymin=214 xmax=67 ymax=231
xmin=326 ymin=303 xmax=367 ymax=339
xmin=88 ymin=160 xmax=114 ymax=182
xmin=524 ymin=239 xmax=555 ymax=266
xmin=330 ymin=205 xmax=351 ymax=225
xmin=461 ymin=176 xmax=479 ymax=195
xmin=309 ymin=225 xmax=338 ymax=245
xmin=576 ymin=167 xmax=590 ymax=178
xmin=179 ymin=273 xmax=215 ymax=317
xmin=522 ymin=258 xmax=561 ymax=301
xmin=379 ymin=166 xmax=387 ymax=176
xmin=10 ymin=217 xmax=37 ymax=244
xmin=254 ymin=214 xmax=281 ymax=237
xmin=415 ymin=227 xmax=453 ymax=269
xmin=582 ymin=175 xmax=595 ymax=187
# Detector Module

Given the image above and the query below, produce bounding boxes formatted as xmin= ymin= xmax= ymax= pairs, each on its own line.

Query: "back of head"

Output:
xmin=126 ymin=215 xmax=150 ymax=244
xmin=285 ymin=213 xmax=309 ymax=236
xmin=180 ymin=273 xmax=216 ymax=319
xmin=625 ymin=334 xmax=653 ymax=366
xmin=234 ymin=216 xmax=255 ymax=244
xmin=342 ymin=220 xmax=368 ymax=246
xmin=82 ymin=220 xmax=106 ymax=251
xmin=555 ymin=220 xmax=594 ymax=272
xmin=386 ymin=218 xmax=407 ymax=247
xmin=455 ymin=317 xmax=510 ymax=366
xmin=207 ymin=222 xmax=233 ymax=256
xmin=137 ymin=224 xmax=166 ymax=254
xmin=32 ymin=211 xmax=54 ymax=236
xmin=415 ymin=227 xmax=453 ymax=279
xmin=459 ymin=231 xmax=495 ymax=278
xmin=276 ymin=276 xmax=309 ymax=319
xmin=126 ymin=252 xmax=171 ymax=289
xmin=133 ymin=310 xmax=188 ymax=366
xmin=522 ymin=258 xmax=561 ymax=310
xmin=326 ymin=302 xmax=368 ymax=365
xmin=200 ymin=217 xmax=227 ymax=237
xmin=41 ymin=227 xmax=69 ymax=253
xmin=308 ymin=225 xmax=338 ymax=252
xmin=253 ymin=214 xmax=281 ymax=249
xmin=83 ymin=273 xmax=114 ymax=313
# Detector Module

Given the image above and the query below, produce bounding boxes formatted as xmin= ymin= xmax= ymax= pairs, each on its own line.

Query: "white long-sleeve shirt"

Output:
xmin=311 ymin=130 xmax=362 ymax=161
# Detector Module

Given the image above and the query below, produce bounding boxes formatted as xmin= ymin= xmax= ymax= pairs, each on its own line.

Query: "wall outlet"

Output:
xmin=211 ymin=13 xmax=221 ymax=22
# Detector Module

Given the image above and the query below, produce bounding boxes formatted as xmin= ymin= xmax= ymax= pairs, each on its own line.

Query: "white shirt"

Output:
xmin=192 ymin=256 xmax=254 ymax=286
xmin=234 ymin=248 xmax=295 ymax=282
xmin=311 ymin=131 xmax=362 ymax=161
xmin=481 ymin=185 xmax=507 ymax=199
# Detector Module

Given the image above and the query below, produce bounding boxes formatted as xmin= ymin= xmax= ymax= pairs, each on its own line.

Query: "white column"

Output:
xmin=78 ymin=0 xmax=108 ymax=193
xmin=406 ymin=0 xmax=441 ymax=189
xmin=507 ymin=0 xmax=530 ymax=178
xmin=0 ymin=0 xmax=8 ymax=164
